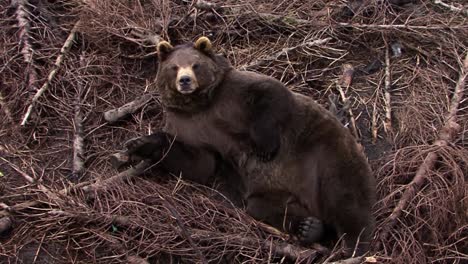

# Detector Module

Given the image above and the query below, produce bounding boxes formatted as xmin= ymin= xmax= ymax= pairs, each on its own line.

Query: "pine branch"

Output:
xmin=21 ymin=20 xmax=81 ymax=126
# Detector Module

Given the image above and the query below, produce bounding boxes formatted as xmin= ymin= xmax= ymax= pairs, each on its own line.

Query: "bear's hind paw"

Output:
xmin=296 ymin=216 xmax=324 ymax=246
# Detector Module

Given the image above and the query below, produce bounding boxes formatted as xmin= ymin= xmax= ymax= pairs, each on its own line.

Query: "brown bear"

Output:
xmin=125 ymin=36 xmax=376 ymax=255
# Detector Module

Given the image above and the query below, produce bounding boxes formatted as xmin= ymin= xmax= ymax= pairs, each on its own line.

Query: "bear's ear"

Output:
xmin=157 ymin=41 xmax=174 ymax=60
xmin=194 ymin=36 xmax=212 ymax=54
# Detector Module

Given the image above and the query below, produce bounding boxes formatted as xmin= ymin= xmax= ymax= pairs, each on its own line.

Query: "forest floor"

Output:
xmin=0 ymin=0 xmax=467 ymax=263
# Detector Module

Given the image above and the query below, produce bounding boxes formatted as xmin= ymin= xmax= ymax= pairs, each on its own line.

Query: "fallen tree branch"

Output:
xmin=324 ymin=256 xmax=377 ymax=264
xmin=104 ymin=94 xmax=154 ymax=123
xmin=0 ymin=160 xmax=151 ymax=218
xmin=336 ymin=64 xmax=359 ymax=138
xmin=371 ymin=100 xmax=378 ymax=144
xmin=81 ymin=160 xmax=152 ymax=193
xmin=72 ymin=53 xmax=87 ymax=180
xmin=378 ymin=52 xmax=467 ymax=246
xmin=240 ymin=38 xmax=332 ymax=70
xmin=13 ymin=0 xmax=39 ymax=93
xmin=335 ymin=22 xmax=465 ymax=30
xmin=21 ymin=20 xmax=81 ymax=126
xmin=157 ymin=193 xmax=208 ymax=264
xmin=383 ymin=41 xmax=393 ymax=134
xmin=46 ymin=208 xmax=320 ymax=262
xmin=433 ymin=0 xmax=468 ymax=16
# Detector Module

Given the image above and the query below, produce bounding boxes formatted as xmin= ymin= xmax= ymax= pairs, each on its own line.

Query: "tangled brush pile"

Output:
xmin=0 ymin=0 xmax=467 ymax=263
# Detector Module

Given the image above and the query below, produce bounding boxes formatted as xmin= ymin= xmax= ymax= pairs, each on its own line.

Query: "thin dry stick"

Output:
xmin=0 ymin=160 xmax=151 ymax=218
xmin=324 ymin=256 xmax=377 ymax=264
xmin=13 ymin=0 xmax=38 ymax=92
xmin=0 ymin=91 xmax=13 ymax=123
xmin=378 ymin=52 xmax=467 ymax=246
xmin=104 ymin=94 xmax=153 ymax=123
xmin=371 ymin=100 xmax=378 ymax=144
xmin=240 ymin=38 xmax=332 ymax=70
xmin=191 ymin=229 xmax=318 ymax=261
xmin=81 ymin=160 xmax=152 ymax=193
xmin=158 ymin=194 xmax=208 ymax=264
xmin=335 ymin=22 xmax=465 ymax=30
xmin=433 ymin=0 xmax=468 ymax=16
xmin=1 ymin=157 xmax=66 ymax=205
xmin=383 ymin=41 xmax=393 ymax=134
xmin=336 ymin=64 xmax=359 ymax=138
xmin=72 ymin=53 xmax=86 ymax=179
xmin=21 ymin=20 xmax=81 ymax=126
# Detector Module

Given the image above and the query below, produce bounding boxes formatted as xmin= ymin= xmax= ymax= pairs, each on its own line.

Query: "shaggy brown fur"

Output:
xmin=125 ymin=37 xmax=376 ymax=255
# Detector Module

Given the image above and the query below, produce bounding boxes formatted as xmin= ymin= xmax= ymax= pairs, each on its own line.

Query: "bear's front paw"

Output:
xmin=125 ymin=132 xmax=171 ymax=160
xmin=296 ymin=216 xmax=324 ymax=246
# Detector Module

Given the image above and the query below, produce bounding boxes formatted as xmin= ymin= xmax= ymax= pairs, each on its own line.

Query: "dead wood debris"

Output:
xmin=104 ymin=94 xmax=155 ymax=123
xmin=2 ymin=0 xmax=468 ymax=263
xmin=336 ymin=64 xmax=360 ymax=138
xmin=377 ymin=52 xmax=467 ymax=247
xmin=72 ymin=53 xmax=87 ymax=180
xmin=21 ymin=20 xmax=81 ymax=126
xmin=433 ymin=0 xmax=468 ymax=16
xmin=383 ymin=40 xmax=393 ymax=135
xmin=240 ymin=38 xmax=332 ymax=70
xmin=13 ymin=0 xmax=38 ymax=93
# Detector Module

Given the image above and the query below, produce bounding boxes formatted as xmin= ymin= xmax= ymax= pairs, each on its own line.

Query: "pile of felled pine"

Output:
xmin=0 ymin=0 xmax=466 ymax=263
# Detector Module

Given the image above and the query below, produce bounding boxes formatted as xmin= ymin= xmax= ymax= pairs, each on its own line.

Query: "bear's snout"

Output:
xmin=176 ymin=67 xmax=198 ymax=94
xmin=179 ymin=76 xmax=192 ymax=85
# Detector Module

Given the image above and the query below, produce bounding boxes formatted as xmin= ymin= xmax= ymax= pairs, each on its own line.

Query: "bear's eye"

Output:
xmin=170 ymin=65 xmax=178 ymax=71
xmin=192 ymin=63 xmax=200 ymax=70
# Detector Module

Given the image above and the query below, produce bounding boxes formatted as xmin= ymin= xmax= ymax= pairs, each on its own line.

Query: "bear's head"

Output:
xmin=156 ymin=37 xmax=231 ymax=112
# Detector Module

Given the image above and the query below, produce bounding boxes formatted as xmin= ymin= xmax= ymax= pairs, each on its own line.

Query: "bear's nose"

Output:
xmin=179 ymin=76 xmax=192 ymax=85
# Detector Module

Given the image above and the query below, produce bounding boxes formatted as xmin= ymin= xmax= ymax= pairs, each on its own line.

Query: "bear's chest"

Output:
xmin=164 ymin=99 xmax=249 ymax=159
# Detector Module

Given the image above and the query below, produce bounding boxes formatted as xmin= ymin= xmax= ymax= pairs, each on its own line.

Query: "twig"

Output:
xmin=336 ymin=64 xmax=359 ymax=138
xmin=383 ymin=41 xmax=393 ymax=134
xmin=192 ymin=229 xmax=319 ymax=261
xmin=13 ymin=0 xmax=38 ymax=93
xmin=72 ymin=53 xmax=87 ymax=180
xmin=371 ymin=100 xmax=378 ymax=144
xmin=81 ymin=160 xmax=152 ymax=193
xmin=158 ymin=193 xmax=208 ymax=264
xmin=0 ymin=91 xmax=13 ymax=123
xmin=21 ymin=20 xmax=81 ymax=126
xmin=240 ymin=38 xmax=332 ymax=70
xmin=433 ymin=0 xmax=468 ymax=16
xmin=1 ymin=157 xmax=66 ymax=205
xmin=104 ymin=94 xmax=154 ymax=123
xmin=335 ymin=22 xmax=465 ymax=30
xmin=323 ymin=257 xmax=363 ymax=264
xmin=194 ymin=0 xmax=222 ymax=11
xmin=0 ymin=161 xmax=152 ymax=217
xmin=378 ymin=52 xmax=467 ymax=246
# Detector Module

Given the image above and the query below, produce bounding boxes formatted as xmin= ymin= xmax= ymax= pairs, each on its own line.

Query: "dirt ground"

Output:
xmin=0 ymin=0 xmax=467 ymax=263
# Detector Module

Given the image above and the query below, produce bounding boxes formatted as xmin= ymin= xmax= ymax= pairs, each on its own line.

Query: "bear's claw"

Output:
xmin=296 ymin=216 xmax=324 ymax=245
